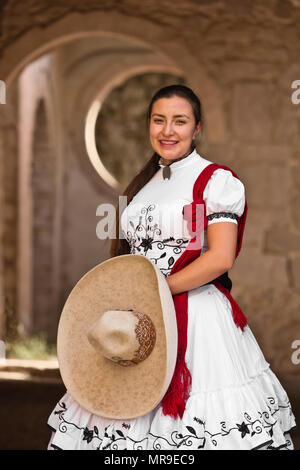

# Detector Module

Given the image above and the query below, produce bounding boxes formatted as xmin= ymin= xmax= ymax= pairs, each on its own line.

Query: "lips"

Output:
xmin=159 ymin=140 xmax=178 ymax=146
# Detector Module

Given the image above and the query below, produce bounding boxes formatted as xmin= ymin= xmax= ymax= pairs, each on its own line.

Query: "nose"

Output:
xmin=161 ymin=121 xmax=175 ymax=137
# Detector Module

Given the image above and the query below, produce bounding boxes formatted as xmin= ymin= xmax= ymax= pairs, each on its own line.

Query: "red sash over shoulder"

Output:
xmin=161 ymin=163 xmax=248 ymax=420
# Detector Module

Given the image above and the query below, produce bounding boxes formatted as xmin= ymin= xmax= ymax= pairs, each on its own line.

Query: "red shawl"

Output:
xmin=161 ymin=163 xmax=248 ymax=420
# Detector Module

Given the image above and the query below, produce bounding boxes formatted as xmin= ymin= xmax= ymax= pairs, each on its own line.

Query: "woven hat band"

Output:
xmin=87 ymin=310 xmax=156 ymax=366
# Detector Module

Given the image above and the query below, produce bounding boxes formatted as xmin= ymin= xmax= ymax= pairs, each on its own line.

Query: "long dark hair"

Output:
xmin=110 ymin=84 xmax=203 ymax=258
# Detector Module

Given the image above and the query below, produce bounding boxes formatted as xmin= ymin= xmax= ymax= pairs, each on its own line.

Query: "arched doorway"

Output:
xmin=0 ymin=12 xmax=226 ymax=344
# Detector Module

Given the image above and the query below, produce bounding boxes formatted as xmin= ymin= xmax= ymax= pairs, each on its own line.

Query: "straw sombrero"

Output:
xmin=57 ymin=254 xmax=178 ymax=420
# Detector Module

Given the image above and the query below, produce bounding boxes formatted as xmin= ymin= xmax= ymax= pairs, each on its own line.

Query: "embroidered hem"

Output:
xmin=47 ymin=366 xmax=296 ymax=451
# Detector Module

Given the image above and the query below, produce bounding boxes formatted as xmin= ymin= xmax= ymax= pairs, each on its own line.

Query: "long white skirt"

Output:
xmin=47 ymin=283 xmax=297 ymax=450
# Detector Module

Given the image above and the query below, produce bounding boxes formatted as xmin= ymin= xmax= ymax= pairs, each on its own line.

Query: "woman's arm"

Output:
xmin=166 ymin=222 xmax=238 ymax=295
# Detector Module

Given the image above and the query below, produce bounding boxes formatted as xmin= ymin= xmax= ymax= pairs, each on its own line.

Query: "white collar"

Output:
xmin=158 ymin=148 xmax=199 ymax=170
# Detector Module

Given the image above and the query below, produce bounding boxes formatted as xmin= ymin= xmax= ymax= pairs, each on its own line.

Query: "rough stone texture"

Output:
xmin=31 ymin=100 xmax=56 ymax=339
xmin=0 ymin=0 xmax=298 ymax=385
xmin=291 ymin=163 xmax=300 ymax=230
xmin=0 ymin=79 xmax=18 ymax=339
xmin=231 ymin=246 xmax=289 ymax=287
xmin=240 ymin=161 xmax=290 ymax=210
xmin=265 ymin=229 xmax=300 ymax=254
xmin=288 ymin=254 xmax=300 ymax=290
xmin=0 ymin=124 xmax=5 ymax=338
xmin=232 ymin=83 xmax=274 ymax=142
xmin=230 ymin=284 xmax=300 ymax=377
xmin=238 ymin=144 xmax=292 ymax=165
xmin=242 ymin=206 xmax=283 ymax=251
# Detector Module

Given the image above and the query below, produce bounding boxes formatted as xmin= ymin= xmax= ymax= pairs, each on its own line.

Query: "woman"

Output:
xmin=47 ymin=84 xmax=296 ymax=450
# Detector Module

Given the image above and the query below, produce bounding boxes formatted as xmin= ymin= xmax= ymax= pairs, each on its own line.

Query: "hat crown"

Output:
xmin=87 ymin=309 xmax=156 ymax=366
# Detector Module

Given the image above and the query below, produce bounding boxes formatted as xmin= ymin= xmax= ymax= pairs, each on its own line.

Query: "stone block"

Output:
xmin=230 ymin=246 xmax=289 ymax=287
xmin=221 ymin=61 xmax=260 ymax=83
xmin=272 ymin=107 xmax=300 ymax=145
xmin=291 ymin=163 xmax=300 ymax=188
xmin=205 ymin=143 xmax=235 ymax=167
xmin=289 ymin=254 xmax=300 ymax=289
xmin=240 ymin=163 xmax=289 ymax=209
xmin=231 ymin=285 xmax=300 ymax=376
xmin=290 ymin=164 xmax=300 ymax=230
xmin=265 ymin=228 xmax=300 ymax=254
xmin=239 ymin=144 xmax=292 ymax=165
xmin=292 ymin=147 xmax=300 ymax=163
xmin=243 ymin=207 xmax=288 ymax=249
xmin=232 ymin=83 xmax=273 ymax=141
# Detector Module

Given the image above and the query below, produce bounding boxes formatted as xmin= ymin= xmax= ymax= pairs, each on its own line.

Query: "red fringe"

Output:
xmin=213 ymin=280 xmax=248 ymax=331
xmin=161 ymin=354 xmax=192 ymax=419
xmin=161 ymin=291 xmax=192 ymax=419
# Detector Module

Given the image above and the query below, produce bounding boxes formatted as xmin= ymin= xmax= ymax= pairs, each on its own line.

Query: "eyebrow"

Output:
xmin=152 ymin=113 xmax=191 ymax=119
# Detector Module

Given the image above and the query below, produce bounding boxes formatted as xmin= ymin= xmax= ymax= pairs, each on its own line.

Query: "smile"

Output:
xmin=159 ymin=140 xmax=178 ymax=146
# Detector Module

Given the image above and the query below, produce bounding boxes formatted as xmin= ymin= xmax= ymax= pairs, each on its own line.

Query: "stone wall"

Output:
xmin=0 ymin=79 xmax=18 ymax=339
xmin=31 ymin=100 xmax=56 ymax=337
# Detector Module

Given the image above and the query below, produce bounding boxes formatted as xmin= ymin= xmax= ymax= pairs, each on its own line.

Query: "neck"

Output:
xmin=160 ymin=148 xmax=194 ymax=166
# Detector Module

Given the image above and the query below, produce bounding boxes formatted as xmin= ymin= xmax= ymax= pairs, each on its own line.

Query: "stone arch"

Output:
xmin=16 ymin=56 xmax=63 ymax=339
xmin=1 ymin=11 xmax=226 ymax=144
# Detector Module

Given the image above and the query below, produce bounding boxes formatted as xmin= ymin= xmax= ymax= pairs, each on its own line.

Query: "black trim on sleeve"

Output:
xmin=207 ymin=212 xmax=239 ymax=222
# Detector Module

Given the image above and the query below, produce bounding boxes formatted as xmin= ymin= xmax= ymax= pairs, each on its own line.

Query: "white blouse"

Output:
xmin=203 ymin=164 xmax=245 ymax=226
xmin=120 ymin=149 xmax=245 ymax=276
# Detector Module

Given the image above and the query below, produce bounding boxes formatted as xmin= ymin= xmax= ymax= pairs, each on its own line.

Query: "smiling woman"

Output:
xmin=47 ymin=84 xmax=297 ymax=451
xmin=149 ymin=96 xmax=201 ymax=166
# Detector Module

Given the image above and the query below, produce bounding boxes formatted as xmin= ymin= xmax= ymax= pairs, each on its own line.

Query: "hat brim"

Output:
xmin=57 ymin=254 xmax=177 ymax=419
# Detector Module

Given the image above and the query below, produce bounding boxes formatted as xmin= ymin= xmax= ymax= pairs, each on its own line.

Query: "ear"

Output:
xmin=193 ymin=121 xmax=202 ymax=139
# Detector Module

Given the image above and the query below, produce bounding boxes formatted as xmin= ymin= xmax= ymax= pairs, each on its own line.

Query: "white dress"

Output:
xmin=47 ymin=149 xmax=297 ymax=450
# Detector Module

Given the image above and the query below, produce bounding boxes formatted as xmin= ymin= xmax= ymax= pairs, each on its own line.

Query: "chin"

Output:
xmin=156 ymin=146 xmax=182 ymax=158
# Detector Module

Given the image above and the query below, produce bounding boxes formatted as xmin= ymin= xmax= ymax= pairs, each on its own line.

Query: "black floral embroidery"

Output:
xmin=52 ymin=401 xmax=147 ymax=450
xmin=50 ymin=395 xmax=295 ymax=450
xmin=236 ymin=421 xmax=250 ymax=438
xmin=149 ymin=425 xmax=206 ymax=449
xmin=140 ymin=237 xmax=154 ymax=251
xmin=125 ymin=203 xmax=189 ymax=276
xmin=194 ymin=417 xmax=205 ymax=426
xmin=122 ymin=423 xmax=131 ymax=430
xmin=149 ymin=399 xmax=295 ymax=450
xmin=207 ymin=212 xmax=239 ymax=222
xmin=54 ymin=400 xmax=66 ymax=418
xmin=83 ymin=427 xmax=94 ymax=444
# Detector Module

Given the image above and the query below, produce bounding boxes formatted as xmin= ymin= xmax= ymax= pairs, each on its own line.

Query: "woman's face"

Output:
xmin=149 ymin=96 xmax=201 ymax=163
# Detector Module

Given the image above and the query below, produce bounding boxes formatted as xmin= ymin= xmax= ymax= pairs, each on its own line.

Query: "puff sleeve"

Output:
xmin=203 ymin=169 xmax=245 ymax=225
